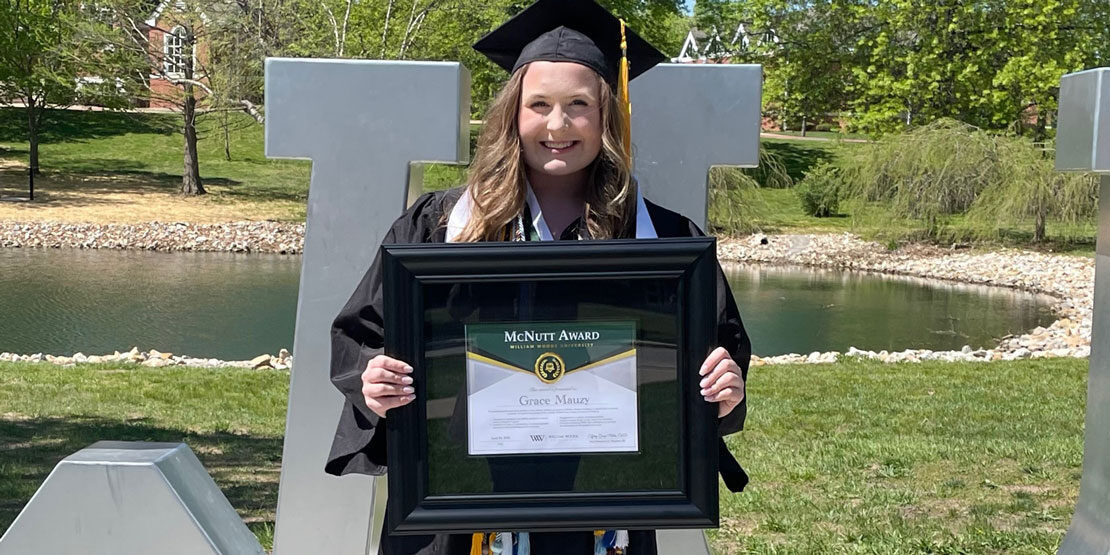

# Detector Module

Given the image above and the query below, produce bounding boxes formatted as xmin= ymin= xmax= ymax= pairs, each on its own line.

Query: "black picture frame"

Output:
xmin=382 ymin=238 xmax=719 ymax=534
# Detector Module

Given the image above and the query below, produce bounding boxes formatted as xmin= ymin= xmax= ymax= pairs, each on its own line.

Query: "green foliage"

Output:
xmin=847 ymin=0 xmax=1108 ymax=135
xmin=708 ymin=166 xmax=765 ymax=235
xmin=836 ymin=119 xmax=1099 ymax=242
xmin=707 ymin=145 xmax=793 ymax=234
xmin=723 ymin=0 xmax=862 ymax=131
xmin=0 ymin=0 xmax=140 ymax=175
xmin=197 ymin=0 xmax=687 ymax=118
xmin=966 ymin=140 xmax=1099 ymax=242
xmin=838 ymin=119 xmax=1005 ymax=235
xmin=794 ymin=162 xmax=841 ymax=217
xmin=695 ymin=0 xmax=1109 ymax=136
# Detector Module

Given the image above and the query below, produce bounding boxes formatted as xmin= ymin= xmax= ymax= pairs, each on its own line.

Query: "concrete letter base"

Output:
xmin=0 ymin=441 xmax=263 ymax=555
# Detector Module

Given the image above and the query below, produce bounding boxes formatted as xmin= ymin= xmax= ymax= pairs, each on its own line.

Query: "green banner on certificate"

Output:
xmin=465 ymin=321 xmax=639 ymax=456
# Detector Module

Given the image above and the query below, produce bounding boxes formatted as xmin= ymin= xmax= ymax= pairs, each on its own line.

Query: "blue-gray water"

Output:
xmin=0 ymin=249 xmax=1057 ymax=359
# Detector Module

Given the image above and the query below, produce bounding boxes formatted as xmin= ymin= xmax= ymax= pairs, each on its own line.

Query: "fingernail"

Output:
xmin=403 ymin=365 xmax=413 ymax=373
xmin=698 ymin=366 xmax=707 ymax=375
xmin=405 ymin=394 xmax=416 ymax=401
xmin=401 ymin=376 xmax=413 ymax=384
xmin=402 ymin=386 xmax=414 ymax=394
xmin=700 ymin=388 xmax=709 ymax=396
xmin=699 ymin=378 xmax=708 ymax=388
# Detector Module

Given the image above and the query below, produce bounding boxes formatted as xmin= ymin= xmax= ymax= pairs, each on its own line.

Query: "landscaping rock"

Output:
xmin=249 ymin=354 xmax=273 ymax=369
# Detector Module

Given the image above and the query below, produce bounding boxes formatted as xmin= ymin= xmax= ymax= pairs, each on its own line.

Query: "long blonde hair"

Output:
xmin=455 ymin=63 xmax=637 ymax=242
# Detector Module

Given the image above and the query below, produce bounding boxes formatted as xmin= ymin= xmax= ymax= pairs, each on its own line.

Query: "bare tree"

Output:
xmin=99 ymin=0 xmax=264 ymax=195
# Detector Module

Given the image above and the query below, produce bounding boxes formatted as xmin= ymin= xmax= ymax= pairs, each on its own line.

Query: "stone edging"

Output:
xmin=1 ymin=221 xmax=305 ymax=253
xmin=0 ymin=348 xmax=292 ymax=369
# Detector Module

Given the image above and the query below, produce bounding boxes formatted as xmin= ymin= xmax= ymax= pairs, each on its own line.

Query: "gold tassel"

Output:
xmin=618 ymin=18 xmax=632 ymax=169
xmin=470 ymin=532 xmax=483 ymax=555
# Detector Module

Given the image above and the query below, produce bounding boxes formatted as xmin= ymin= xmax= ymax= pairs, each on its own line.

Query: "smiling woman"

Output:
xmin=518 ymin=62 xmax=603 ymax=177
xmin=324 ymin=0 xmax=751 ymax=553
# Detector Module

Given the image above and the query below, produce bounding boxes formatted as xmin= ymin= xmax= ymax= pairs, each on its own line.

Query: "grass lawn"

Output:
xmin=0 ymin=357 xmax=1085 ymax=553
xmin=0 ymin=108 xmax=311 ymax=223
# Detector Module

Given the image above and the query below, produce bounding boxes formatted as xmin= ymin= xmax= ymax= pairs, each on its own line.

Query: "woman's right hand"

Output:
xmin=361 ymin=355 xmax=415 ymax=418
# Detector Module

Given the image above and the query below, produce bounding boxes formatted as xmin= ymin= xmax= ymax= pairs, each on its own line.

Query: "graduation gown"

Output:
xmin=326 ymin=187 xmax=750 ymax=555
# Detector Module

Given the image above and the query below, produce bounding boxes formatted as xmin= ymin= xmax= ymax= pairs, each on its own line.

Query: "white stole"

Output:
xmin=446 ymin=183 xmax=658 ymax=243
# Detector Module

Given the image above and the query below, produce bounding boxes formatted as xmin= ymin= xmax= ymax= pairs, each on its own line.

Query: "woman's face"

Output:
xmin=517 ymin=61 xmax=603 ymax=179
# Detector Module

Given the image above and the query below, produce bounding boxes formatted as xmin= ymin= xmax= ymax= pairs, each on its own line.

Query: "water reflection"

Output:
xmin=0 ymin=250 xmax=1058 ymax=360
xmin=0 ymin=248 xmax=300 ymax=360
xmin=725 ymin=263 xmax=1058 ymax=356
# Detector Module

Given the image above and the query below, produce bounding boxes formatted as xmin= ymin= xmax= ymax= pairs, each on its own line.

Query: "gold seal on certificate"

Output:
xmin=465 ymin=321 xmax=639 ymax=456
xmin=534 ymin=352 xmax=565 ymax=383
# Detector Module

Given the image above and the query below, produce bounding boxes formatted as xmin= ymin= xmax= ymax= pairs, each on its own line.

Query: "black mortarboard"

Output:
xmin=473 ymin=0 xmax=668 ymax=86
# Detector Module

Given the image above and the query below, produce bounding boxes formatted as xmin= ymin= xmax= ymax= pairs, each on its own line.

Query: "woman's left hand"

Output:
xmin=699 ymin=346 xmax=745 ymax=418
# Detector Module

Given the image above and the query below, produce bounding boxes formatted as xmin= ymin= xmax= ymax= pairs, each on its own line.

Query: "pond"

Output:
xmin=0 ymin=249 xmax=1057 ymax=360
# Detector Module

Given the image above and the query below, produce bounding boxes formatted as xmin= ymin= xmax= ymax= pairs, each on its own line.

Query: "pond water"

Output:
xmin=0 ymin=249 xmax=1057 ymax=360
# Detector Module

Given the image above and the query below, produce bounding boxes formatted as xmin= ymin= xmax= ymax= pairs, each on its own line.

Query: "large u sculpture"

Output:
xmin=264 ymin=58 xmax=761 ymax=554
xmin=1056 ymin=67 xmax=1110 ymax=554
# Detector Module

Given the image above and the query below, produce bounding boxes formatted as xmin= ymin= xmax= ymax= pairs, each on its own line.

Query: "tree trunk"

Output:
xmin=1034 ymin=207 xmax=1046 ymax=243
xmin=181 ymin=29 xmax=205 ymax=196
xmin=222 ymin=110 xmax=232 ymax=161
xmin=181 ymin=85 xmax=205 ymax=195
xmin=1033 ymin=111 xmax=1048 ymax=144
xmin=800 ymin=115 xmax=807 ymax=137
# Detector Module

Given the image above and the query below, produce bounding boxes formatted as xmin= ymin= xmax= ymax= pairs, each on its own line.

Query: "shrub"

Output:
xmin=707 ymin=145 xmax=794 ymax=235
xmin=795 ymin=162 xmax=841 ymax=217
xmin=814 ymin=123 xmax=833 ymax=132
xmin=833 ymin=119 xmax=1098 ymax=242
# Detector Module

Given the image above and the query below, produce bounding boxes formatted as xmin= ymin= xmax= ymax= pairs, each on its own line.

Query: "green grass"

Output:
xmin=0 ymin=361 xmax=288 ymax=551
xmin=0 ymin=357 xmax=1086 ymax=552
xmin=0 ymin=108 xmax=311 ymax=219
xmin=716 ymin=356 xmax=1085 ymax=553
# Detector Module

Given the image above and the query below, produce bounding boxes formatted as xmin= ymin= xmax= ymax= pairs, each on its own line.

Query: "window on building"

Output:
xmin=163 ymin=26 xmax=190 ymax=76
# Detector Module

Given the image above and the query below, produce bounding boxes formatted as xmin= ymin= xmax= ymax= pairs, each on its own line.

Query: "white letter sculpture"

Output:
xmin=1055 ymin=67 xmax=1110 ymax=554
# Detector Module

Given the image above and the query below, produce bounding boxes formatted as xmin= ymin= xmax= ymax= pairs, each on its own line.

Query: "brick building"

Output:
xmin=142 ymin=1 xmax=209 ymax=109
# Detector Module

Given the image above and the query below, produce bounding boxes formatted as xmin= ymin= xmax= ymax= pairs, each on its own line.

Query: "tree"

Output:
xmin=0 ymin=0 xmax=136 ymax=198
xmin=982 ymin=0 xmax=1110 ymax=139
xmin=698 ymin=0 xmax=862 ymax=135
xmin=98 ymin=0 xmax=265 ymax=195
xmin=849 ymin=0 xmax=1108 ymax=134
xmin=968 ymin=140 xmax=1098 ymax=242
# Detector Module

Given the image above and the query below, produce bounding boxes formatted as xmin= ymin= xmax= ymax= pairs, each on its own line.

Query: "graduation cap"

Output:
xmin=472 ymin=0 xmax=667 ymax=85
xmin=474 ymin=0 xmax=669 ymax=165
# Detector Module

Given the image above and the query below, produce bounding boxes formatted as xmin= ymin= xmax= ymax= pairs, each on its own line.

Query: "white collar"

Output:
xmin=447 ymin=181 xmax=658 ymax=242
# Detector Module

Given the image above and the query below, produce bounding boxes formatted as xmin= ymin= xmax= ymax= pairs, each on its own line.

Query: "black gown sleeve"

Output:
xmin=325 ymin=190 xmax=456 ymax=476
xmin=644 ymin=199 xmax=751 ymax=492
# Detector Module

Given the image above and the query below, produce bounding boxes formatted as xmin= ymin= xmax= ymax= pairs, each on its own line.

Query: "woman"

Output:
xmin=327 ymin=0 xmax=750 ymax=553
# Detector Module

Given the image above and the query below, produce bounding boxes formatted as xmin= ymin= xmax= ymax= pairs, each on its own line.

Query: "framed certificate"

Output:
xmin=381 ymin=238 xmax=719 ymax=534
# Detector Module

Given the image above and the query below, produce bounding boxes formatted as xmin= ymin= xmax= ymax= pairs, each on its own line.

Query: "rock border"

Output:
xmin=1 ymin=221 xmax=305 ymax=254
xmin=0 ymin=347 xmax=292 ymax=370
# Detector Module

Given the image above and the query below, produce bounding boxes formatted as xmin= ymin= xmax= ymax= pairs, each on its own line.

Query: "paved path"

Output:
xmin=760 ymin=132 xmax=869 ymax=143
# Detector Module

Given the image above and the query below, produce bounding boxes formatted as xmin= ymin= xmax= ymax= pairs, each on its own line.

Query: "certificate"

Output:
xmin=465 ymin=321 xmax=639 ymax=455
xmin=381 ymin=238 xmax=720 ymax=534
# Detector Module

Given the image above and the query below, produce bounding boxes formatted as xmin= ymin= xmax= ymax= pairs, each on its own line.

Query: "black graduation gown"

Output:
xmin=326 ymin=187 xmax=750 ymax=555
